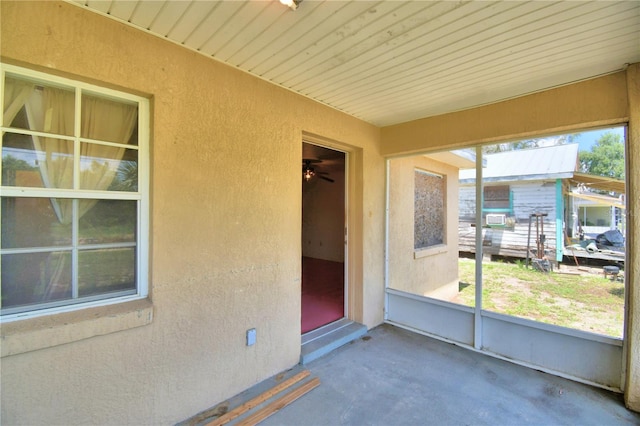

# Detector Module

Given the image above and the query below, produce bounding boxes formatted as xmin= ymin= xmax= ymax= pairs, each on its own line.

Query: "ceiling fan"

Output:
xmin=302 ymin=159 xmax=334 ymax=183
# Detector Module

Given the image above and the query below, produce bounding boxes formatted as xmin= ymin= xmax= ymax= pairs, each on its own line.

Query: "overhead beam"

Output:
xmin=380 ymin=71 xmax=629 ymax=157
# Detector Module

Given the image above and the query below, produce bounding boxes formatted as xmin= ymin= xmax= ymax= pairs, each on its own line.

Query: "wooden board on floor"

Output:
xmin=206 ymin=370 xmax=317 ymax=426
xmin=235 ymin=377 xmax=321 ymax=426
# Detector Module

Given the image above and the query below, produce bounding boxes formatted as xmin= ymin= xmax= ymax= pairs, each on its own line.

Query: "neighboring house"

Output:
xmin=458 ymin=144 xmax=626 ymax=263
xmin=459 ymin=144 xmax=580 ymax=262
xmin=571 ymin=190 xmax=626 ymax=238
xmin=1 ymin=2 xmax=640 ymax=425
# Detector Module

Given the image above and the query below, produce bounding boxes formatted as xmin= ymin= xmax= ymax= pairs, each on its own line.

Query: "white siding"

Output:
xmin=459 ymin=180 xmax=558 ymax=259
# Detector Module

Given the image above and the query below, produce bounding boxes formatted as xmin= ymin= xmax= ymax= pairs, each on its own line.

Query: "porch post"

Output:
xmin=556 ymin=179 xmax=564 ymax=263
xmin=625 ymin=62 xmax=640 ymax=411
xmin=474 ymin=147 xmax=483 ymax=350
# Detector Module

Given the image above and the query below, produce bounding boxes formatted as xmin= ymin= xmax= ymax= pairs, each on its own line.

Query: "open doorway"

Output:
xmin=301 ymin=142 xmax=346 ymax=334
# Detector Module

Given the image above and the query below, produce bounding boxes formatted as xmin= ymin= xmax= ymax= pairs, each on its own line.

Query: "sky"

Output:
xmin=573 ymin=126 xmax=626 ymax=152
xmin=525 ymin=126 xmax=626 ymax=153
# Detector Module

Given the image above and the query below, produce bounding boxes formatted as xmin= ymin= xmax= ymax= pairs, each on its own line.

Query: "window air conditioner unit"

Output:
xmin=486 ymin=214 xmax=506 ymax=226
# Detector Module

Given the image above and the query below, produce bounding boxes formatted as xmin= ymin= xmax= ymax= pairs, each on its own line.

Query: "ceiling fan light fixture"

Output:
xmin=279 ymin=0 xmax=301 ymax=11
xmin=303 ymin=167 xmax=315 ymax=181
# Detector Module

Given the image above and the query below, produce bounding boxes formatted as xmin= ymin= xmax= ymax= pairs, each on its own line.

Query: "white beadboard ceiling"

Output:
xmin=71 ymin=0 xmax=640 ymax=127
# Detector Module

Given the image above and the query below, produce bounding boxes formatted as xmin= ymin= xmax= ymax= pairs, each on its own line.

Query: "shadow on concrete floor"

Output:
xmin=262 ymin=324 xmax=639 ymax=426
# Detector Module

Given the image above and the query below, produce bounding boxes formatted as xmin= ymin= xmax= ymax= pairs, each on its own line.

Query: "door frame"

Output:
xmin=302 ymin=133 xmax=364 ymax=325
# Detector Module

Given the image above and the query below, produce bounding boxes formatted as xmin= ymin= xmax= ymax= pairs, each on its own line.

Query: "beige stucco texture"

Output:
xmin=625 ymin=63 xmax=640 ymax=411
xmin=388 ymin=156 xmax=460 ymax=300
xmin=2 ymin=0 xmax=640 ymax=422
xmin=0 ymin=1 xmax=383 ymax=424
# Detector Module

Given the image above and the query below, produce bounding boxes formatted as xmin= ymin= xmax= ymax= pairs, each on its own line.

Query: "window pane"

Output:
xmin=484 ymin=185 xmax=511 ymax=211
xmin=479 ymin=130 xmax=626 ymax=338
xmin=1 ymin=197 xmax=72 ymax=248
xmin=2 ymin=133 xmax=74 ymax=189
xmin=79 ymin=200 xmax=136 ymax=244
xmin=5 ymin=76 xmax=75 ymax=136
xmin=78 ymin=248 xmax=136 ymax=297
xmin=1 ymin=251 xmax=72 ymax=310
xmin=456 ymin=166 xmax=477 ymax=308
xmin=80 ymin=143 xmax=138 ymax=192
xmin=2 ymin=132 xmax=42 ymax=187
xmin=81 ymin=93 xmax=138 ymax=145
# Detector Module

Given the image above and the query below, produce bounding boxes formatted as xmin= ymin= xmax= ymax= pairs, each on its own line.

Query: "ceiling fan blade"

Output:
xmin=319 ymin=175 xmax=335 ymax=183
xmin=302 ymin=158 xmax=322 ymax=166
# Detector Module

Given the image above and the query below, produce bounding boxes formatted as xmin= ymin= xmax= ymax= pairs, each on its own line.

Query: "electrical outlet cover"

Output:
xmin=246 ymin=328 xmax=256 ymax=346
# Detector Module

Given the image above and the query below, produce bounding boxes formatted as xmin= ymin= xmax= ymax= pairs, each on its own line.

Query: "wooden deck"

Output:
xmin=564 ymin=244 xmax=625 ymax=264
xmin=458 ymin=221 xmax=559 ymax=259
xmin=459 ymin=222 xmax=625 ymax=264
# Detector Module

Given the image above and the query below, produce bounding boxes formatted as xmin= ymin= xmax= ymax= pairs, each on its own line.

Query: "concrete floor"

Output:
xmin=261 ymin=324 xmax=639 ymax=426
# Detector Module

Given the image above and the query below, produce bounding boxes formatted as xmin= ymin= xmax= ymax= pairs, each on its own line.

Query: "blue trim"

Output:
xmin=483 ymin=208 xmax=511 ymax=213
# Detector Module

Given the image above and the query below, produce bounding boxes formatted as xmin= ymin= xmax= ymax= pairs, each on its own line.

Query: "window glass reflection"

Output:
xmin=1 ymin=252 xmax=72 ymax=309
xmin=79 ymin=144 xmax=137 ymax=192
xmin=79 ymin=200 xmax=136 ymax=244
xmin=78 ymin=248 xmax=136 ymax=297
xmin=1 ymin=197 xmax=72 ymax=249
xmin=2 ymin=132 xmax=74 ymax=189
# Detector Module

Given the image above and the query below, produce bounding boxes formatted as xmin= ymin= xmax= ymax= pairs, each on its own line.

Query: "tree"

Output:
xmin=578 ymin=132 xmax=624 ymax=179
xmin=1 ymin=154 xmax=38 ymax=186
xmin=482 ymin=134 xmax=579 ymax=153
xmin=109 ymin=160 xmax=138 ymax=192
xmin=1 ymin=154 xmax=36 ymax=172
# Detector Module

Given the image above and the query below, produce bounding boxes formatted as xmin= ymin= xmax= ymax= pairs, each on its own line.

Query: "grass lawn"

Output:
xmin=455 ymin=258 xmax=625 ymax=338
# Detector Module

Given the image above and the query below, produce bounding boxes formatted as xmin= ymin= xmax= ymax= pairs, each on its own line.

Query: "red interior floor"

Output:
xmin=301 ymin=257 xmax=344 ymax=334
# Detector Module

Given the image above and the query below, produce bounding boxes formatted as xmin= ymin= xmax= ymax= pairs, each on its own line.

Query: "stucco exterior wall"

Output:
xmin=388 ymin=156 xmax=460 ymax=300
xmin=381 ymin=71 xmax=629 ymax=156
xmin=625 ymin=62 xmax=640 ymax=411
xmin=2 ymin=0 xmax=638 ymax=420
xmin=0 ymin=1 xmax=384 ymax=424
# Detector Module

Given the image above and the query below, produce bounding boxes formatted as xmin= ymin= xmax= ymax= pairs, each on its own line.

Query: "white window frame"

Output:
xmin=0 ymin=63 xmax=149 ymax=322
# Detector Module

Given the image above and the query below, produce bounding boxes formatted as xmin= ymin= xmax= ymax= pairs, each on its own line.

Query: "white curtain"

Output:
xmin=23 ymin=88 xmax=137 ymax=222
xmin=2 ymin=78 xmax=34 ymax=129
xmin=79 ymin=95 xmax=137 ymax=216
xmin=25 ymin=87 xmax=75 ymax=222
xmin=4 ymin=77 xmax=137 ymax=301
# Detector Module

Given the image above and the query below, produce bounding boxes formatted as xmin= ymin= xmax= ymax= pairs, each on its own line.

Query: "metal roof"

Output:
xmin=69 ymin=0 xmax=640 ymax=127
xmin=459 ymin=143 xmax=579 ymax=183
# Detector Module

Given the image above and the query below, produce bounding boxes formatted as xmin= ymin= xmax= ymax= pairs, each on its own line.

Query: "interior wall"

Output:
xmin=388 ymin=156 xmax=460 ymax=300
xmin=302 ymin=160 xmax=345 ymax=262
xmin=0 ymin=1 xmax=384 ymax=424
